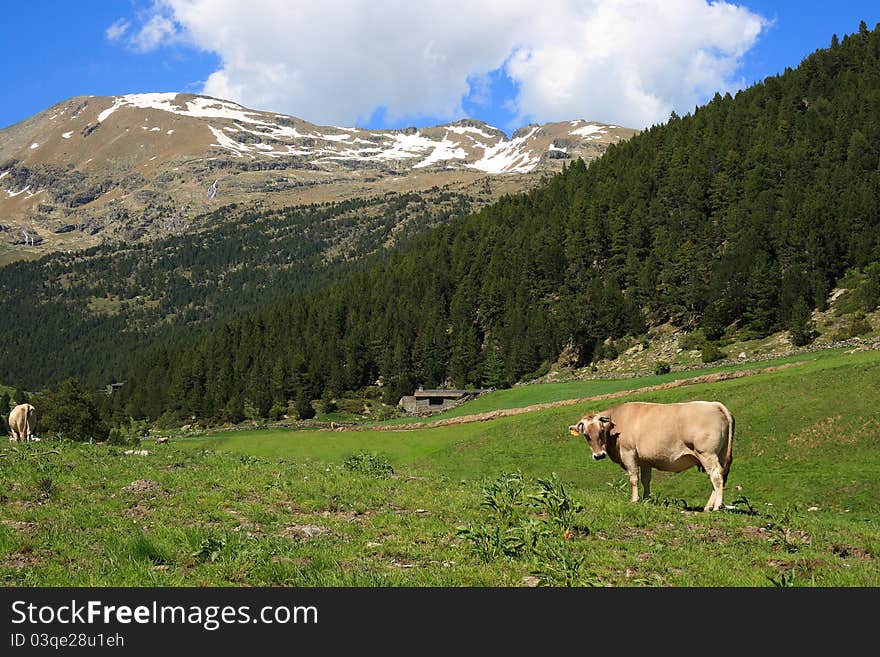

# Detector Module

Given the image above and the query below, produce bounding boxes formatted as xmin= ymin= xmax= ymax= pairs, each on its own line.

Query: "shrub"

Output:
xmin=369 ymin=404 xmax=399 ymax=421
xmin=107 ymin=417 xmax=149 ymax=446
xmin=268 ymin=403 xmax=286 ymax=421
xmin=700 ymin=342 xmax=726 ymax=363
xmin=678 ymin=330 xmax=706 ymax=351
xmin=342 ymin=452 xmax=394 ymax=478
xmin=319 ymin=390 xmax=337 ymax=414
xmin=335 ymin=396 xmax=366 ymax=415
xmin=654 ymin=361 xmax=671 ymax=375
xmin=830 ymin=314 xmax=873 ymax=341
xmin=520 ymin=360 xmax=552 ymax=383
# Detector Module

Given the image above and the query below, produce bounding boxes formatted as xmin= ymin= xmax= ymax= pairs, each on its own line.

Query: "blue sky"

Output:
xmin=1 ymin=2 xmax=878 ymax=132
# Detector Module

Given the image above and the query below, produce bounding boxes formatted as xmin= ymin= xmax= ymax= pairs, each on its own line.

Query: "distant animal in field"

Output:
xmin=569 ymin=401 xmax=734 ymax=511
xmin=8 ymin=403 xmax=38 ymax=443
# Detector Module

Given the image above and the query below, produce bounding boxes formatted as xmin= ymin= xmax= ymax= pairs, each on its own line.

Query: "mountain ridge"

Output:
xmin=0 ymin=92 xmax=636 ymax=258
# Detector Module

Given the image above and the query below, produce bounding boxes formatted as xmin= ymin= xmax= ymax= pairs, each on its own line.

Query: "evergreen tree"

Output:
xmin=39 ymin=379 xmax=108 ymax=442
xmin=294 ymin=389 xmax=315 ymax=420
xmin=481 ymin=345 xmax=509 ymax=389
xmin=789 ymin=297 xmax=816 ymax=347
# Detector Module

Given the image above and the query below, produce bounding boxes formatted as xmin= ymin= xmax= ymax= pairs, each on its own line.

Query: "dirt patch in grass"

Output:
xmin=768 ymin=558 xmax=829 ymax=574
xmin=0 ymin=548 xmax=51 ymax=569
xmin=619 ymin=522 xmax=674 ymax=541
xmin=271 ymin=555 xmax=313 ymax=567
xmin=122 ymin=479 xmax=163 ymax=494
xmin=743 ymin=525 xmax=812 ymax=548
xmin=1 ymin=519 xmax=38 ymax=532
xmin=830 ymin=543 xmax=874 ymax=560
xmin=388 ymin=505 xmax=431 ymax=516
xmin=319 ymin=509 xmax=375 ymax=522
xmin=278 ymin=524 xmax=334 ymax=540
xmin=124 ymin=503 xmax=152 ymax=520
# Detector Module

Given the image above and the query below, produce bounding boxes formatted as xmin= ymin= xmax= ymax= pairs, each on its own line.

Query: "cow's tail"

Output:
xmin=720 ymin=404 xmax=734 ymax=484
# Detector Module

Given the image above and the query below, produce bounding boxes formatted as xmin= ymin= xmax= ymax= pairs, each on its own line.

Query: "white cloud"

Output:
xmin=105 ymin=18 xmax=131 ymax=42
xmin=129 ymin=13 xmax=182 ymax=52
xmin=115 ymin=0 xmax=768 ymax=129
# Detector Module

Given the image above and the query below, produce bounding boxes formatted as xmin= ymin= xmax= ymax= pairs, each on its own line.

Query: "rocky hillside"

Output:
xmin=0 ymin=93 xmax=636 ymax=258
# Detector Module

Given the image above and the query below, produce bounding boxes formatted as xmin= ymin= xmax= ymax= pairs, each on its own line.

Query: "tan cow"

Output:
xmin=8 ymin=403 xmax=37 ymax=443
xmin=569 ymin=401 xmax=734 ymax=511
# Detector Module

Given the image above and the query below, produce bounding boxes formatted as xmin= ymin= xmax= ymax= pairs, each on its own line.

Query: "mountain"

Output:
xmin=105 ymin=22 xmax=880 ymax=423
xmin=0 ymin=92 xmax=636 ymax=258
xmin=0 ymin=191 xmax=478 ymax=389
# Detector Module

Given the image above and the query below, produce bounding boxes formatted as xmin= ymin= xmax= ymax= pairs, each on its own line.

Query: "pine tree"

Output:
xmin=789 ymin=297 xmax=815 ymax=346
xmin=294 ymin=389 xmax=315 ymax=420
xmin=481 ymin=345 xmax=509 ymax=389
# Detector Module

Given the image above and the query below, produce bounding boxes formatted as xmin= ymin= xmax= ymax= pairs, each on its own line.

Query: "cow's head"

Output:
xmin=569 ymin=414 xmax=615 ymax=460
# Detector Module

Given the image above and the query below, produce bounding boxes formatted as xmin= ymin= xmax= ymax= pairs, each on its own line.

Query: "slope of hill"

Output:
xmin=2 ymin=349 xmax=877 ymax=586
xmin=0 ymin=189 xmax=474 ymax=389
xmin=0 ymin=92 xmax=635 ymax=258
xmin=110 ymin=22 xmax=880 ymax=424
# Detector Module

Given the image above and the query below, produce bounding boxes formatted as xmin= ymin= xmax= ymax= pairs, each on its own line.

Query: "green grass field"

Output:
xmin=383 ymin=348 xmax=841 ymax=424
xmin=1 ymin=348 xmax=878 ymax=586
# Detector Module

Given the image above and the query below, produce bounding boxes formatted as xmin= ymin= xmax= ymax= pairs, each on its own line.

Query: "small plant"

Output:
xmin=459 ymin=472 xmax=588 ymax=568
xmin=481 ymin=472 xmax=526 ymax=521
xmin=654 ymin=361 xmax=671 ymax=375
xmin=191 ymin=536 xmax=226 ymax=562
xmin=342 ymin=452 xmax=394 ymax=478
xmin=530 ymin=541 xmax=598 ymax=587
xmin=767 ymin=570 xmax=798 ymax=587
xmin=726 ymin=496 xmax=759 ymax=515
xmin=456 ymin=524 xmax=527 ymax=561
xmin=528 ymin=472 xmax=585 ymax=534
xmin=37 ymin=477 xmax=54 ymax=500
xmin=764 ymin=504 xmax=803 ymax=553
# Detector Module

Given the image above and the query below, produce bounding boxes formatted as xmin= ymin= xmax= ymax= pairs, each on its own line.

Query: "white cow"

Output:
xmin=8 ymin=403 xmax=37 ymax=442
xmin=569 ymin=401 xmax=734 ymax=511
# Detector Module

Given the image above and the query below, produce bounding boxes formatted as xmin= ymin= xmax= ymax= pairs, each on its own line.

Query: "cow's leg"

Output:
xmin=640 ymin=465 xmax=652 ymax=499
xmin=620 ymin=454 xmax=641 ymax=502
xmin=696 ymin=453 xmax=724 ymax=511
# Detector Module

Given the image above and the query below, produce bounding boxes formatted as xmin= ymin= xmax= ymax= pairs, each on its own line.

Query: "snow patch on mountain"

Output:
xmin=468 ymin=126 xmax=541 ymax=174
xmin=444 ymin=124 xmax=500 ymax=140
xmin=570 ymin=123 xmax=607 ymax=138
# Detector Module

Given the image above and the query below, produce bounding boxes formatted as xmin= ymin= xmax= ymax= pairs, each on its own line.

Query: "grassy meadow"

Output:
xmin=1 ymin=348 xmax=878 ymax=586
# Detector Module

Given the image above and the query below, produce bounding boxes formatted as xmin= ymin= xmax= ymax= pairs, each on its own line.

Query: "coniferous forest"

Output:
xmin=8 ymin=23 xmax=880 ymax=426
